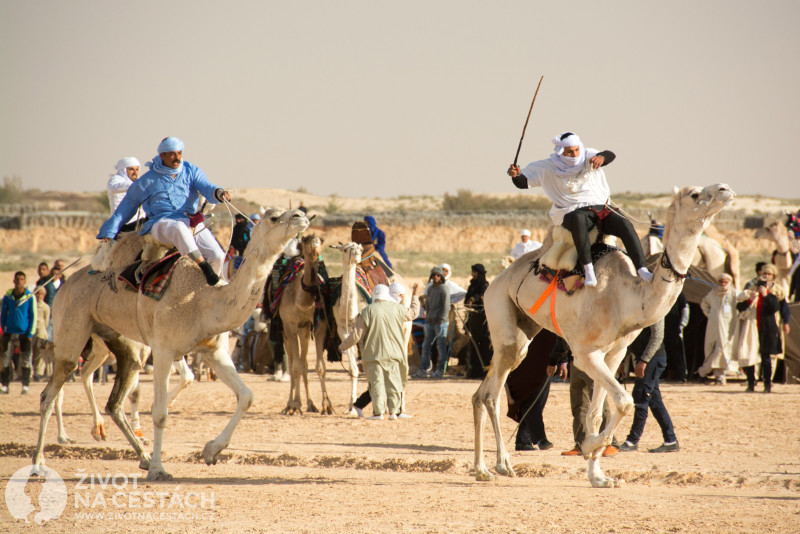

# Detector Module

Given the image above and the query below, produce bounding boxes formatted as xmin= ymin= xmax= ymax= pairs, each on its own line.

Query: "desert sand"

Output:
xmin=1 ymin=363 xmax=799 ymax=533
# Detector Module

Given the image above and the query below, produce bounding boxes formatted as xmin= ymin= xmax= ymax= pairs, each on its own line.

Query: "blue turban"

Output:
xmin=157 ymin=137 xmax=184 ymax=154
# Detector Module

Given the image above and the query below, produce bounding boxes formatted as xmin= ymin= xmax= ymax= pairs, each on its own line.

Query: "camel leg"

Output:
xmin=167 ymin=357 xmax=194 ymax=408
xmin=199 ymin=341 xmax=254 ymax=466
xmin=342 ymin=346 xmax=360 ymax=415
xmin=82 ymin=352 xmax=111 ymax=441
xmin=127 ymin=377 xmax=148 ymax=443
xmin=299 ymin=325 xmax=318 ymax=413
xmin=314 ymin=322 xmax=334 ymax=415
xmin=32 ymin=358 xmax=77 ymax=474
xmin=103 ymin=338 xmax=151 ymax=471
xmin=282 ymin=331 xmax=303 ymax=415
xmin=577 ymin=346 xmax=634 ymax=489
xmin=55 ymin=385 xmax=75 ymax=444
xmin=148 ymin=350 xmax=176 ymax=481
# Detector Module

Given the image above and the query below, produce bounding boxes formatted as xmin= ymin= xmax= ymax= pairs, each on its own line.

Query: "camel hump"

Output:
xmin=91 ymin=232 xmax=148 ymax=272
xmin=538 ymin=225 xmax=614 ymax=272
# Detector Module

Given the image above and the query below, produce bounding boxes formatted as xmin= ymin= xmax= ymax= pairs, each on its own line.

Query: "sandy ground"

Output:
xmin=1 ymin=363 xmax=799 ymax=533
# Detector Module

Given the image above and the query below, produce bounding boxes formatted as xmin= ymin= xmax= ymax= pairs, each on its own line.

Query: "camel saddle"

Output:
xmin=533 ymin=226 xmax=621 ymax=295
xmin=350 ymin=220 xmax=394 ymax=291
xmin=118 ymin=252 xmax=182 ymax=300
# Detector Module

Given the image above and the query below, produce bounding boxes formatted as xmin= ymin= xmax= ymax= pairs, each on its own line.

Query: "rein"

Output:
xmin=659 ymin=249 xmax=688 ymax=282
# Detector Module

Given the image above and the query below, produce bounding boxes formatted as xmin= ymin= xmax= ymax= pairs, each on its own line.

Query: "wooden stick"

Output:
xmin=513 ymin=75 xmax=544 ymax=167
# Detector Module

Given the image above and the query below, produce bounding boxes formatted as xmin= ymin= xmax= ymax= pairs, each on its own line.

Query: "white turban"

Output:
xmin=549 ymin=132 xmax=587 ymax=176
xmin=520 ymin=229 xmax=531 ymax=237
xmin=373 ymin=284 xmax=391 ymax=302
xmin=114 ymin=157 xmax=140 ymax=176
xmin=389 ymin=282 xmax=406 ymax=303
xmin=439 ymin=263 xmax=452 ymax=280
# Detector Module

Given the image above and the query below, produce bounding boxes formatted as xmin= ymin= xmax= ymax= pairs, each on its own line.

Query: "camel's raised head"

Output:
xmin=329 ymin=242 xmax=363 ymax=265
xmin=670 ymin=183 xmax=734 ymax=223
xmin=258 ymin=207 xmax=309 ymax=237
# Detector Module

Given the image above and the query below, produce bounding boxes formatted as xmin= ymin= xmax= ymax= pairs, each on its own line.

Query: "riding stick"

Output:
xmin=512 ymin=75 xmax=544 ymax=167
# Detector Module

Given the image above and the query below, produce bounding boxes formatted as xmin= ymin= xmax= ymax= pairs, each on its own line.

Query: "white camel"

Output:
xmin=33 ymin=208 xmax=308 ymax=481
xmin=330 ymin=241 xmax=414 ymax=414
xmin=473 ymin=184 xmax=734 ymax=488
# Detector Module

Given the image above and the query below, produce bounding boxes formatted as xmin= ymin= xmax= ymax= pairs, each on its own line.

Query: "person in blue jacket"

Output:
xmin=364 ymin=215 xmax=392 ymax=268
xmin=0 ymin=271 xmax=37 ymax=394
xmin=97 ymin=137 xmax=231 ymax=286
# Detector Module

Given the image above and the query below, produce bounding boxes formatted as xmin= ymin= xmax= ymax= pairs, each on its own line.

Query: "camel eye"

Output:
xmin=270 ymin=216 xmax=279 ymax=222
xmin=691 ymin=193 xmax=700 ymax=200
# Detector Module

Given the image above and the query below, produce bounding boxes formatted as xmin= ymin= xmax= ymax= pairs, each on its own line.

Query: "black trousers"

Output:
xmin=561 ymin=206 xmax=646 ymax=269
xmin=516 ymin=381 xmax=551 ymax=447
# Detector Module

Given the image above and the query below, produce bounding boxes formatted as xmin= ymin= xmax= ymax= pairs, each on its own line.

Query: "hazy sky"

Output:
xmin=1 ymin=1 xmax=798 ymax=199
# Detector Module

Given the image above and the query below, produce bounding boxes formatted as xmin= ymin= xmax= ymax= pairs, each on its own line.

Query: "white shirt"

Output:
xmin=510 ymin=240 xmax=543 ymax=259
xmin=107 ymin=174 xmax=145 ymax=225
xmin=520 ymin=151 xmax=611 ymax=225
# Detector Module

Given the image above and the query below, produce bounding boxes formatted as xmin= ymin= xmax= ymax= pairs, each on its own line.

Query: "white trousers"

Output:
xmin=150 ymin=219 xmax=225 ymax=274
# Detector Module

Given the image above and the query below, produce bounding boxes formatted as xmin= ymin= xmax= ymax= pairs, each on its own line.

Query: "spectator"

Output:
xmin=32 ymin=287 xmax=51 ymax=381
xmin=0 ymin=272 xmax=37 ymax=394
xmin=698 ymin=274 xmax=737 ymax=384
xmin=506 ymin=330 xmax=561 ymax=451
xmin=363 ymin=215 xmax=392 ymax=268
xmin=35 ymin=262 xmax=56 ymax=308
xmin=663 ymin=292 xmax=689 ymax=382
xmin=424 ymin=263 xmax=467 ymax=304
xmin=464 ymin=263 xmax=491 ymax=379
xmin=339 ymin=284 xmax=419 ymax=420
xmin=413 ymin=266 xmax=450 ymax=378
xmin=619 ymin=319 xmax=680 ymax=453
xmin=230 ymin=213 xmax=251 ymax=256
xmin=555 ymin=337 xmax=619 ymax=457
xmin=351 ymin=281 xmax=418 ymax=418
xmin=509 ymin=229 xmax=542 ymax=259
xmin=737 ymin=263 xmax=790 ymax=392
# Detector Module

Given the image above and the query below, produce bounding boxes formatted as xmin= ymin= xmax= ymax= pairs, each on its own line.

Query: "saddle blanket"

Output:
xmin=118 ymin=252 xmax=181 ymax=300
xmin=268 ymin=258 xmax=325 ymax=317
xmin=534 ymin=243 xmax=622 ymax=295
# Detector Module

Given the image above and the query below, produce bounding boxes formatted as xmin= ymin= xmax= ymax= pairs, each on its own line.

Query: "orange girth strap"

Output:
xmin=528 ymin=271 xmax=563 ymax=336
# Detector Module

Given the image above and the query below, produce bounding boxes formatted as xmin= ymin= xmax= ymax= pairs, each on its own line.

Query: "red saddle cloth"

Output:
xmin=118 ymin=252 xmax=182 ymax=300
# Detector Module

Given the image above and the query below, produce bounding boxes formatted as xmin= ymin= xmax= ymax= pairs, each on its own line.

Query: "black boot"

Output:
xmin=199 ymin=261 xmax=220 ymax=286
xmin=743 ymin=366 xmax=756 ymax=392
xmin=0 ymin=366 xmax=10 ymax=389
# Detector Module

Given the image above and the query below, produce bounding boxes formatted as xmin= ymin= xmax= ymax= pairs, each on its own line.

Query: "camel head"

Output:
xmin=663 ymin=184 xmax=735 ymax=244
xmin=330 ymin=242 xmax=363 ymax=267
xmin=301 ymin=234 xmax=323 ymax=262
xmin=251 ymin=208 xmax=309 ymax=252
xmin=755 ymin=217 xmax=789 ymax=247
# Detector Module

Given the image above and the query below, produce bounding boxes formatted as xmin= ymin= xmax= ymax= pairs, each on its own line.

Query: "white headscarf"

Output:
xmin=549 ymin=132 xmax=586 ymax=176
xmin=389 ymin=282 xmax=406 ymax=303
xmin=112 ymin=157 xmax=140 ymax=178
xmin=439 ymin=263 xmax=452 ymax=280
xmin=373 ymin=284 xmax=392 ymax=302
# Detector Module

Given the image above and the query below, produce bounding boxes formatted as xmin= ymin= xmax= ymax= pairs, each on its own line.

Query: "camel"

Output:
xmin=755 ymin=216 xmax=793 ymax=292
xmin=330 ymin=242 xmax=366 ymax=414
xmin=278 ymin=233 xmax=333 ymax=415
xmin=473 ymin=184 xmax=734 ymax=488
xmin=330 ymin=241 xmax=414 ymax=414
xmin=642 ymin=223 xmax=740 ymax=289
xmin=32 ymin=208 xmax=308 ymax=481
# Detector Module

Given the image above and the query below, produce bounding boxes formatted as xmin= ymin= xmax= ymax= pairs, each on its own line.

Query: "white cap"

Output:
xmin=520 ymin=229 xmax=531 ymax=237
xmin=389 ymin=282 xmax=406 ymax=303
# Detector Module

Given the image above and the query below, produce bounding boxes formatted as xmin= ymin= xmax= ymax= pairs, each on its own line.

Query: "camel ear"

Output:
xmin=672 ymin=186 xmax=680 ymax=197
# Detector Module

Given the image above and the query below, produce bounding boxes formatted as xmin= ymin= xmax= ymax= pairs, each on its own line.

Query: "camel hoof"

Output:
xmin=139 ymin=458 xmax=151 ymax=471
xmin=91 ymin=424 xmax=105 ymax=441
xmin=146 ymin=469 xmax=173 ymax=482
xmin=475 ymin=469 xmax=495 ymax=482
xmin=30 ymin=464 xmax=46 ymax=477
xmin=495 ymin=464 xmax=516 ymax=478
xmin=134 ymin=427 xmax=144 ymax=438
xmin=307 ymin=405 xmax=319 ymax=414
xmin=202 ymin=441 xmax=223 ymax=466
xmin=58 ymin=435 xmax=76 ymax=444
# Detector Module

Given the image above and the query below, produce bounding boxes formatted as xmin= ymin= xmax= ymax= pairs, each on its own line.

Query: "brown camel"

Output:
xmin=32 ymin=208 xmax=308 ymax=481
xmin=279 ymin=233 xmax=333 ymax=415
xmin=473 ymin=184 xmax=734 ymax=488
